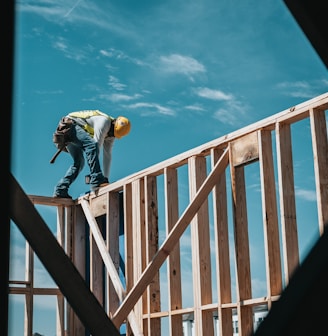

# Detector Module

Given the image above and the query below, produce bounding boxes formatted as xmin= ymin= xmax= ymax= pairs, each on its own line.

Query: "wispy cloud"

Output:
xmin=194 ymin=87 xmax=233 ymax=101
xmin=210 ymin=94 xmax=248 ymax=126
xmin=159 ymin=54 xmax=206 ymax=81
xmin=295 ymin=188 xmax=317 ymax=201
xmin=17 ymin=0 xmax=138 ymax=40
xmin=127 ymin=102 xmax=176 ymax=116
xmin=276 ymin=80 xmax=328 ymax=99
xmin=185 ymin=104 xmax=205 ymax=112
xmin=99 ymin=93 xmax=141 ymax=102
xmin=63 ymin=0 xmax=83 ymax=18
xmin=100 ymin=48 xmax=146 ymax=67
xmin=52 ymin=36 xmax=89 ymax=62
xmin=107 ymin=75 xmax=127 ymax=91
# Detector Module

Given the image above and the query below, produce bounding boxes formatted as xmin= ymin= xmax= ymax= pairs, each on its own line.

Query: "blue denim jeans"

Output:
xmin=54 ymin=124 xmax=108 ymax=196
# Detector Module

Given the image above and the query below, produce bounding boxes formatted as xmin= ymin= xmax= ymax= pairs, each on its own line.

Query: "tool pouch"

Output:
xmin=50 ymin=117 xmax=75 ymax=163
xmin=52 ymin=117 xmax=74 ymax=148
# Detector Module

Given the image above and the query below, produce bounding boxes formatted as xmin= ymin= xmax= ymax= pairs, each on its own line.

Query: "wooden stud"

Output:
xmin=211 ymin=148 xmax=233 ymax=336
xmin=164 ymin=167 xmax=183 ymax=336
xmin=276 ymin=122 xmax=299 ymax=283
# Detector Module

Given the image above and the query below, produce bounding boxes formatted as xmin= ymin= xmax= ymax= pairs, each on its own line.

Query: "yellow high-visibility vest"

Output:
xmin=68 ymin=110 xmax=113 ymax=136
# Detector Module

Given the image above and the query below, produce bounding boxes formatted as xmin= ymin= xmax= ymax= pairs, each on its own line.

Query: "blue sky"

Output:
xmin=10 ymin=0 xmax=328 ymax=335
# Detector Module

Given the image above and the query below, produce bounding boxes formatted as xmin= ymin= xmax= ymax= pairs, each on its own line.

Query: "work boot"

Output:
xmin=53 ymin=191 xmax=72 ymax=199
xmin=90 ymin=181 xmax=109 ymax=191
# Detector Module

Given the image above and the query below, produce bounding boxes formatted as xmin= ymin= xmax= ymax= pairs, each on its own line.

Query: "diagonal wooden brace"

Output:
xmin=80 ymin=199 xmax=143 ymax=335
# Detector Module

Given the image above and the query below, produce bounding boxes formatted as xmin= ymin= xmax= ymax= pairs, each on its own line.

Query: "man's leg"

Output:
xmin=53 ymin=126 xmax=85 ymax=198
xmin=75 ymin=125 xmax=108 ymax=189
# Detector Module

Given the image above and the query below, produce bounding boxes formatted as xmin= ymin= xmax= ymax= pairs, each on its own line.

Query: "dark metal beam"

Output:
xmin=2 ymin=0 xmax=15 ymax=334
xmin=253 ymin=227 xmax=328 ymax=335
xmin=283 ymin=0 xmax=328 ymax=69
xmin=9 ymin=173 xmax=120 ymax=336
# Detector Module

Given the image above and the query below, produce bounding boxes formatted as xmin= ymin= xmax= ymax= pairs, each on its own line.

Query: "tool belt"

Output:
xmin=50 ymin=117 xmax=75 ymax=164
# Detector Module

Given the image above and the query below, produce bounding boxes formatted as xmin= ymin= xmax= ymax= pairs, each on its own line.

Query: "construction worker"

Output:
xmin=53 ymin=110 xmax=131 ymax=198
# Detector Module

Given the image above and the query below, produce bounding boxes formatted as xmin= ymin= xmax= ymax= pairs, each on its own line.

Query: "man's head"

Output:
xmin=114 ymin=116 xmax=131 ymax=138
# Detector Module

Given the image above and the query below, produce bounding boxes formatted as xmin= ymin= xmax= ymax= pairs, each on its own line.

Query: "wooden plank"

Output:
xmin=189 ymin=156 xmax=214 ymax=336
xmin=258 ymin=130 xmax=283 ymax=298
xmin=56 ymin=205 xmax=65 ymax=335
xmin=81 ymin=200 xmax=142 ymax=335
xmin=112 ymin=148 xmax=229 ymax=327
xmin=123 ymin=183 xmax=134 ymax=336
xmin=132 ymin=180 xmax=144 ymax=332
xmin=124 ymin=183 xmax=133 ymax=292
xmin=229 ymin=144 xmax=253 ymax=336
xmin=9 ymin=287 xmax=62 ymax=295
xmin=145 ymin=176 xmax=161 ymax=335
xmin=57 ymin=206 xmax=65 ymax=248
xmin=71 ymin=204 xmax=86 ymax=335
xmin=64 ymin=206 xmax=73 ymax=335
xmin=276 ymin=122 xmax=299 ymax=283
xmin=164 ymin=167 xmax=183 ymax=336
xmin=211 ymin=148 xmax=233 ymax=336
xmin=9 ymin=173 xmax=121 ymax=336
xmin=90 ymin=217 xmax=104 ymax=306
xmin=90 ymin=193 xmax=108 ymax=217
xmin=230 ymin=132 xmax=259 ymax=166
xmin=106 ymin=193 xmax=120 ymax=315
xmin=24 ymin=244 xmax=33 ymax=336
xmin=80 ymin=198 xmax=143 ymax=336
xmin=56 ymin=295 xmax=65 ymax=336
xmin=29 ymin=194 xmax=74 ymax=206
xmin=309 ymin=108 xmax=328 ymax=234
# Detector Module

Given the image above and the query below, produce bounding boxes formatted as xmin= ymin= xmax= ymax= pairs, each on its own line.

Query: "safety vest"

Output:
xmin=68 ymin=110 xmax=114 ymax=136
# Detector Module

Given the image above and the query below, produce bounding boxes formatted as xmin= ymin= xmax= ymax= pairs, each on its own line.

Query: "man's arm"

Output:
xmin=103 ymin=137 xmax=114 ymax=179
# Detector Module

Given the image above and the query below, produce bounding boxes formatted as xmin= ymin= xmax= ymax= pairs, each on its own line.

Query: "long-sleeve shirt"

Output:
xmin=67 ymin=110 xmax=115 ymax=178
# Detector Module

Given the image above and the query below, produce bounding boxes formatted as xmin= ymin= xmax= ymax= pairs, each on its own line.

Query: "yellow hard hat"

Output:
xmin=114 ymin=116 xmax=131 ymax=138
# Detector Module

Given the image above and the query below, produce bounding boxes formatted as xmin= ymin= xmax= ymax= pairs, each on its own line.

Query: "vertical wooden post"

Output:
xmin=164 ymin=167 xmax=183 ymax=336
xmin=258 ymin=130 xmax=282 ymax=299
xmin=65 ymin=205 xmax=74 ymax=335
xmin=124 ymin=183 xmax=134 ymax=336
xmin=189 ymin=156 xmax=214 ymax=336
xmin=229 ymin=143 xmax=253 ymax=336
xmin=90 ymin=216 xmax=104 ymax=306
xmin=211 ymin=148 xmax=233 ymax=335
xmin=107 ymin=193 xmax=120 ymax=315
xmin=56 ymin=205 xmax=65 ymax=335
xmin=71 ymin=204 xmax=86 ymax=336
xmin=309 ymin=108 xmax=328 ymax=234
xmin=276 ymin=122 xmax=299 ymax=283
xmin=145 ymin=176 xmax=161 ymax=335
xmin=24 ymin=243 xmax=33 ymax=336
xmin=132 ymin=179 xmax=145 ymax=332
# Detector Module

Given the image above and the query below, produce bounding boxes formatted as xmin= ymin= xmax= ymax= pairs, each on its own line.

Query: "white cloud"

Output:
xmin=99 ymin=93 xmax=141 ymax=102
xmin=159 ymin=54 xmax=206 ymax=79
xmin=276 ymin=80 xmax=327 ymax=99
xmin=127 ymin=102 xmax=176 ymax=116
xmin=295 ymin=188 xmax=317 ymax=202
xmin=185 ymin=104 xmax=205 ymax=112
xmin=212 ymin=97 xmax=248 ymax=126
xmin=52 ymin=37 xmax=88 ymax=62
xmin=195 ymin=87 xmax=233 ymax=101
xmin=213 ymin=108 xmax=238 ymax=126
xmin=108 ymin=75 xmax=127 ymax=91
xmin=100 ymin=48 xmax=146 ymax=66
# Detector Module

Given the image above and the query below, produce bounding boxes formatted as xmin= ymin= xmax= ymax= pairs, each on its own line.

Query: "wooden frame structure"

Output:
xmin=9 ymin=92 xmax=328 ymax=335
